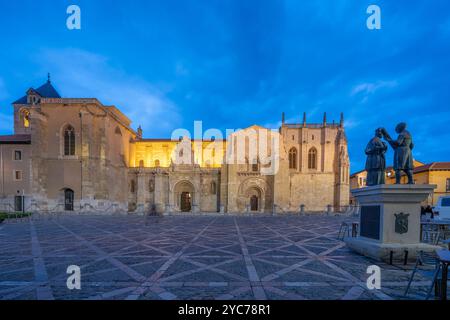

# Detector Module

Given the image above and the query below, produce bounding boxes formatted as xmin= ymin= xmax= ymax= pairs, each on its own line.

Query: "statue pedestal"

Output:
xmin=345 ymin=184 xmax=440 ymax=262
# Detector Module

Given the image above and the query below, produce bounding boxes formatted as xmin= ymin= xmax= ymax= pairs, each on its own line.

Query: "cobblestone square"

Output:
xmin=0 ymin=215 xmax=438 ymax=300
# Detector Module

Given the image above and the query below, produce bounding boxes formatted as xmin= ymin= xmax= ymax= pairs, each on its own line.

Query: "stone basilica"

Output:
xmin=0 ymin=78 xmax=350 ymax=214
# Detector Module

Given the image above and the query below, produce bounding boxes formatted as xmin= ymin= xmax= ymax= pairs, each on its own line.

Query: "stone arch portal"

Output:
xmin=237 ymin=178 xmax=272 ymax=213
xmin=173 ymin=180 xmax=196 ymax=212
xmin=246 ymin=187 xmax=262 ymax=212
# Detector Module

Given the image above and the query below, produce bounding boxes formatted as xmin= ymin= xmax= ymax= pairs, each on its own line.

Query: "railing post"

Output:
xmin=326 ymin=204 xmax=332 ymax=216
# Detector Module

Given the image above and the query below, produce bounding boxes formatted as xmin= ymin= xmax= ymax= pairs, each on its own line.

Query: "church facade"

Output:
xmin=0 ymin=79 xmax=350 ymax=214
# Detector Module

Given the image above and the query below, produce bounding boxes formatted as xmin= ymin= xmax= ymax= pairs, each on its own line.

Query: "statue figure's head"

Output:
xmin=375 ymin=128 xmax=383 ymax=138
xmin=395 ymin=122 xmax=406 ymax=133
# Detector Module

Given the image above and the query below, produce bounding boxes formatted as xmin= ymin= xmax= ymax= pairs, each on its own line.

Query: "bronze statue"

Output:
xmin=365 ymin=128 xmax=388 ymax=186
xmin=381 ymin=123 xmax=414 ymax=184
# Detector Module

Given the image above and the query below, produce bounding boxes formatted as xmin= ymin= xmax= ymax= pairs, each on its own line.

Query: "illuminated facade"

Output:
xmin=0 ymin=79 xmax=350 ymax=214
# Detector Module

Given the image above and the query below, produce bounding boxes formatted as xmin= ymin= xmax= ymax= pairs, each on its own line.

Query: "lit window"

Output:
xmin=21 ymin=110 xmax=30 ymax=128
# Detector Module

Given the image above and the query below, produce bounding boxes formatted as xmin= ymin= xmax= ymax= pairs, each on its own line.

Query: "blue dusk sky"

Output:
xmin=1 ymin=0 xmax=450 ymax=172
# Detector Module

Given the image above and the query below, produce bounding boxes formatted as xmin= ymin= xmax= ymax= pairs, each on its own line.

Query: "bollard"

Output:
xmin=300 ymin=204 xmax=305 ymax=215
xmin=327 ymin=205 xmax=332 ymax=216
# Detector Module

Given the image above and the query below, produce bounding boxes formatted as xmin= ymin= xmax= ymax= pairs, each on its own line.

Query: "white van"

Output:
xmin=433 ymin=196 xmax=450 ymax=220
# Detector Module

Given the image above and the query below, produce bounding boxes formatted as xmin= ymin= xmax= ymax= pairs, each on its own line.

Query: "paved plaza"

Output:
xmin=0 ymin=214 xmax=440 ymax=300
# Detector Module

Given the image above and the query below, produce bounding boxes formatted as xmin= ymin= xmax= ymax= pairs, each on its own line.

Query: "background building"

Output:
xmin=350 ymin=160 xmax=450 ymax=205
xmin=0 ymin=79 xmax=350 ymax=214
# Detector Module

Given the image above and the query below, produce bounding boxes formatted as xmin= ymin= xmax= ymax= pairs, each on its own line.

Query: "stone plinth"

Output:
xmin=345 ymin=184 xmax=440 ymax=262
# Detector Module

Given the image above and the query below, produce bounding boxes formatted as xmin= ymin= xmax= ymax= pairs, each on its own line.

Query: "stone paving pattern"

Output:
xmin=0 ymin=214 xmax=442 ymax=300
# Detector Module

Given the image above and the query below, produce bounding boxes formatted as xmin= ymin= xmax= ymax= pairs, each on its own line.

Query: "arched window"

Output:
xmin=130 ymin=180 xmax=135 ymax=193
xmin=289 ymin=147 xmax=297 ymax=169
xmin=154 ymin=159 xmax=160 ymax=167
xmin=64 ymin=125 xmax=75 ymax=156
xmin=139 ymin=160 xmax=144 ymax=168
xmin=211 ymin=181 xmax=217 ymax=195
xmin=115 ymin=126 xmax=122 ymax=135
xmin=20 ymin=109 xmax=30 ymax=128
xmin=308 ymin=148 xmax=317 ymax=170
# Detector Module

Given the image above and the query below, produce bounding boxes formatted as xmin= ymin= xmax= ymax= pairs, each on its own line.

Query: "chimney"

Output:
xmin=340 ymin=112 xmax=344 ymax=128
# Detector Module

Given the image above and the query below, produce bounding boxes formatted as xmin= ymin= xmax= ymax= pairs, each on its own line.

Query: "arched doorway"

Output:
xmin=237 ymin=178 xmax=272 ymax=213
xmin=174 ymin=181 xmax=195 ymax=212
xmin=180 ymin=192 xmax=192 ymax=212
xmin=250 ymin=195 xmax=258 ymax=211
xmin=246 ymin=187 xmax=262 ymax=212
xmin=64 ymin=189 xmax=74 ymax=211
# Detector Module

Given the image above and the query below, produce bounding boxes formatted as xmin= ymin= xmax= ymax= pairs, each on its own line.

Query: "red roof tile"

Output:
xmin=414 ymin=162 xmax=450 ymax=173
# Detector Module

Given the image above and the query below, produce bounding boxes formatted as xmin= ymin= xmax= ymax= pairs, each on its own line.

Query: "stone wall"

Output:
xmin=127 ymin=165 xmax=220 ymax=214
xmin=9 ymin=90 xmax=350 ymax=214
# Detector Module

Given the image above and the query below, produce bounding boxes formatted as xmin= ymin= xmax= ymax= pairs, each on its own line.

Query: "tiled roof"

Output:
xmin=13 ymin=80 xmax=61 ymax=104
xmin=0 ymin=134 xmax=31 ymax=144
xmin=414 ymin=162 xmax=450 ymax=173
xmin=350 ymin=169 xmax=366 ymax=177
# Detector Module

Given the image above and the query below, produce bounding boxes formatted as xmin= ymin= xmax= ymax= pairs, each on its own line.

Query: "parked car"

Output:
xmin=433 ymin=196 xmax=450 ymax=220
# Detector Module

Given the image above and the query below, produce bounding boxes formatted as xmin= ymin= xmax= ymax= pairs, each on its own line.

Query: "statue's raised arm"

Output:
xmin=382 ymin=123 xmax=414 ymax=184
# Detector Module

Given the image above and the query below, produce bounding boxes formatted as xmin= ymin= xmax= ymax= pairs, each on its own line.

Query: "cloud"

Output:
xmin=351 ymin=80 xmax=398 ymax=97
xmin=34 ymin=48 xmax=180 ymax=136
xmin=0 ymin=1 xmax=447 ymax=171
xmin=175 ymin=62 xmax=189 ymax=77
xmin=0 ymin=78 xmax=8 ymax=100
xmin=344 ymin=117 xmax=361 ymax=130
xmin=0 ymin=113 xmax=13 ymax=133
